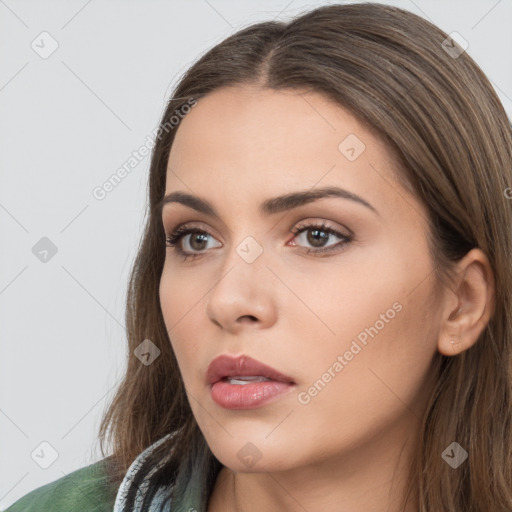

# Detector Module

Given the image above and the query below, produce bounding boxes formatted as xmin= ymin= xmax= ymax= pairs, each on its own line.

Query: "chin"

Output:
xmin=205 ymin=434 xmax=300 ymax=474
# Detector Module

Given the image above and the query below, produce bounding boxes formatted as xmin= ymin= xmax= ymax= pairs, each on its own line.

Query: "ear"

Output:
xmin=437 ymin=248 xmax=495 ymax=356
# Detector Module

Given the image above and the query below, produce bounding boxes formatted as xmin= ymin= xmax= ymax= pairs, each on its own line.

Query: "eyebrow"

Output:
xmin=158 ymin=186 xmax=379 ymax=218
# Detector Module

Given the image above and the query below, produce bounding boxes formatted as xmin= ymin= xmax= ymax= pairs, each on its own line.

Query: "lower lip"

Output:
xmin=210 ymin=379 xmax=295 ymax=409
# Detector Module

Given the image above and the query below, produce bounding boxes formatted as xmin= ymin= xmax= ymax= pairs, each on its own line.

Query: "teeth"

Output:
xmin=226 ymin=376 xmax=272 ymax=385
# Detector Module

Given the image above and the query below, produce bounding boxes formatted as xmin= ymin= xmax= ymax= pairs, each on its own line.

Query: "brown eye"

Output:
xmin=187 ymin=232 xmax=209 ymax=251
xmin=165 ymin=226 xmax=222 ymax=260
xmin=290 ymin=222 xmax=353 ymax=255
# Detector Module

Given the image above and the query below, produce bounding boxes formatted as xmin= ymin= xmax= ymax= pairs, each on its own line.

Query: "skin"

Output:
xmin=159 ymin=85 xmax=494 ymax=512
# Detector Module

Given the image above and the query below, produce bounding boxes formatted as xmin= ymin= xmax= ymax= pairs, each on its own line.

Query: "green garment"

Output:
xmin=4 ymin=458 xmax=119 ymax=512
xmin=4 ymin=433 xmax=216 ymax=511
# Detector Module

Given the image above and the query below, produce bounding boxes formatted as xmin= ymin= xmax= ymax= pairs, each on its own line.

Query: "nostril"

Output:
xmin=239 ymin=315 xmax=258 ymax=322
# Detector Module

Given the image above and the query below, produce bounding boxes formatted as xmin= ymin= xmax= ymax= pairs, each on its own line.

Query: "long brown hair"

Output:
xmin=97 ymin=3 xmax=512 ymax=510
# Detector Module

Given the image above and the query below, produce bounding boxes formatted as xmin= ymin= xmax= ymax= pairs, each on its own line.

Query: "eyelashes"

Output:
xmin=165 ymin=221 xmax=353 ymax=261
xmin=165 ymin=226 xmax=218 ymax=260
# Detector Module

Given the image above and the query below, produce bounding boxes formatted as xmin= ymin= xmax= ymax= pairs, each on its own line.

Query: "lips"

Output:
xmin=206 ymin=354 xmax=295 ymax=385
xmin=207 ymin=354 xmax=296 ymax=410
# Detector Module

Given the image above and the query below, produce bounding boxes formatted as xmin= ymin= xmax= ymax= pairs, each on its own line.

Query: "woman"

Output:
xmin=7 ymin=2 xmax=511 ymax=511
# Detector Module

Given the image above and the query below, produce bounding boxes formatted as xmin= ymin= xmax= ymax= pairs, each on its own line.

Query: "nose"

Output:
xmin=205 ymin=249 xmax=278 ymax=334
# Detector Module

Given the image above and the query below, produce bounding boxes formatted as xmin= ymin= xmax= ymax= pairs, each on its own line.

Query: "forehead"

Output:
xmin=164 ymin=85 xmax=420 ymax=224
xmin=170 ymin=85 xmax=380 ymax=162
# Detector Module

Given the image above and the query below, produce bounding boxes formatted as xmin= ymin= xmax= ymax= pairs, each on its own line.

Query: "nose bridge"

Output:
xmin=205 ymin=228 xmax=277 ymax=329
xmin=216 ymin=230 xmax=269 ymax=293
xmin=218 ymin=213 xmax=270 ymax=271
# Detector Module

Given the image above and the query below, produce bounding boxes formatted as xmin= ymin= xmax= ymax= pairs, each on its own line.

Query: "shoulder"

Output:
xmin=4 ymin=458 xmax=119 ymax=512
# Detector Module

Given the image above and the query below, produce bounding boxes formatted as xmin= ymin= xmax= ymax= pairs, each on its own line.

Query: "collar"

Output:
xmin=113 ymin=432 xmax=175 ymax=512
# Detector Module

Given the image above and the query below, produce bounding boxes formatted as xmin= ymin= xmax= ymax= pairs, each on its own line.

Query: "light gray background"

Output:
xmin=1 ymin=0 xmax=511 ymax=508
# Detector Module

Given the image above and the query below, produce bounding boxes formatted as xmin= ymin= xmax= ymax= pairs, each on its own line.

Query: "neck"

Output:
xmin=207 ymin=417 xmax=420 ymax=512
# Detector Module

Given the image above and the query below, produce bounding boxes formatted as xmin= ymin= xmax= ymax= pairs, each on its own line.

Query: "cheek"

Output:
xmin=291 ymin=244 xmax=438 ymax=398
xmin=159 ymin=268 xmax=207 ymax=379
xmin=159 ymin=259 xmax=213 ymax=327
xmin=295 ymin=311 xmax=437 ymax=461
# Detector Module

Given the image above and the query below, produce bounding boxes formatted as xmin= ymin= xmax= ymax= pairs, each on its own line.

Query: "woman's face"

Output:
xmin=159 ymin=85 xmax=444 ymax=473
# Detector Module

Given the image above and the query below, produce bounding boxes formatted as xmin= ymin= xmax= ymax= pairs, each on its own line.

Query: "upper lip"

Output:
xmin=206 ymin=354 xmax=295 ymax=385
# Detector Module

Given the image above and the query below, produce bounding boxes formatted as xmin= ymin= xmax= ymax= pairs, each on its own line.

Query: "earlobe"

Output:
xmin=449 ymin=308 xmax=463 ymax=346
xmin=438 ymin=308 xmax=464 ymax=356
xmin=437 ymin=248 xmax=495 ymax=357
